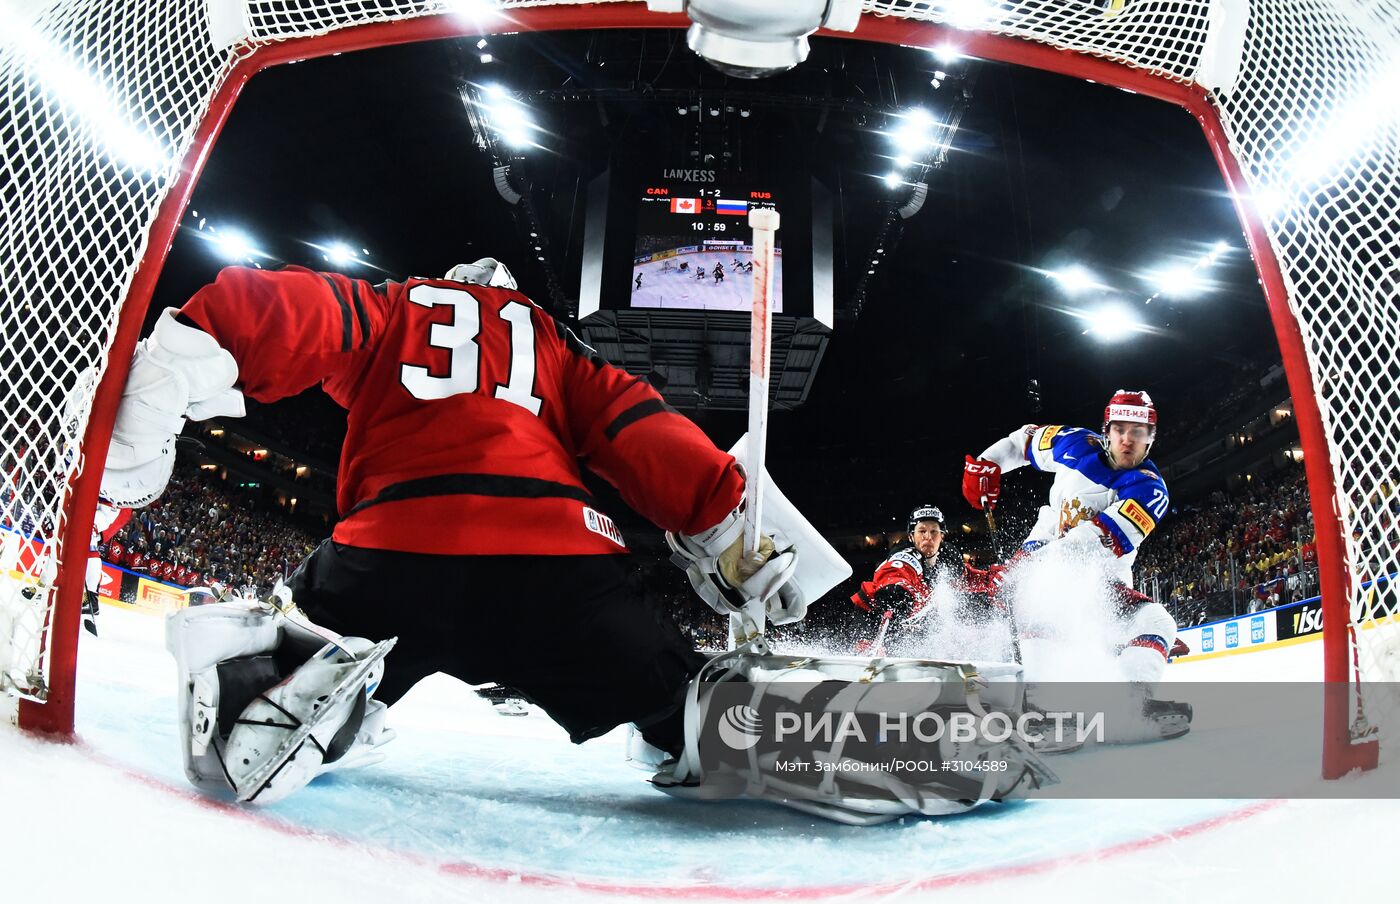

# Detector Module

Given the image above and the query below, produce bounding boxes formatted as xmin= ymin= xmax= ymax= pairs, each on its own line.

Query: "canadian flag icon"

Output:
xmin=671 ymin=197 xmax=699 ymax=214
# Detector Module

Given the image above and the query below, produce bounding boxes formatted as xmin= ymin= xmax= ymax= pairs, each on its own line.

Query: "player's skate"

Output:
xmin=166 ymin=598 xmax=396 ymax=804
xmin=475 ymin=683 xmax=529 ymax=716
xmin=1021 ymin=692 xmax=1086 ymax=755
xmin=81 ymin=590 xmax=100 ymax=636
xmin=1141 ymin=696 xmax=1193 ymax=740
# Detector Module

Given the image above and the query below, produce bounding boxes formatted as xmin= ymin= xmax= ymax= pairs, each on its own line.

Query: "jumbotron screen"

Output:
xmin=629 ymin=181 xmax=782 ymax=313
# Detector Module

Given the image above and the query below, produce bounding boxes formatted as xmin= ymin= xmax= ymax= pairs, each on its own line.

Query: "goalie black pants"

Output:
xmin=288 ymin=540 xmax=705 ymax=753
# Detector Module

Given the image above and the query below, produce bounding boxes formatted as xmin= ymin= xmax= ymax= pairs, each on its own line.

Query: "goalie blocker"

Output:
xmin=666 ymin=434 xmax=852 ymax=629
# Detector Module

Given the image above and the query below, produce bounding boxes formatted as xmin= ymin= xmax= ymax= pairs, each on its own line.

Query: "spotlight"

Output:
xmin=932 ymin=44 xmax=963 ymax=64
xmin=1153 ymin=266 xmax=1203 ymax=298
xmin=326 ymin=242 xmax=355 ymax=266
xmin=206 ymin=228 xmax=258 ymax=263
xmin=1049 ymin=265 xmax=1102 ymax=295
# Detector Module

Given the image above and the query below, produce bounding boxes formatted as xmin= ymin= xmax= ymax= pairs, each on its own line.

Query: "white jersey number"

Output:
xmin=400 ymin=284 xmax=543 ymax=414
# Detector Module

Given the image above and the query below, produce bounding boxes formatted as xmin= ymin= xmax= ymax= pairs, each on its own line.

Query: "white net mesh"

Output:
xmin=2 ymin=0 xmax=1397 ymax=755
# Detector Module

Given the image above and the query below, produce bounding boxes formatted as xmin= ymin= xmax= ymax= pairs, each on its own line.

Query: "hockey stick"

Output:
xmin=977 ymin=492 xmax=1017 ymax=662
xmin=731 ymin=207 xmax=781 ymax=649
xmin=869 ymin=609 xmax=893 ymax=657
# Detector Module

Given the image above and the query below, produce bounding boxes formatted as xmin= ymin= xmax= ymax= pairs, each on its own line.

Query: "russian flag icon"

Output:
xmin=716 ymin=199 xmax=748 ymax=216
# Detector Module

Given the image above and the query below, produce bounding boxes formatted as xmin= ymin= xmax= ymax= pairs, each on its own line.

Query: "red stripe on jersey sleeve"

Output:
xmin=180 ymin=266 xmax=386 ymax=404
xmin=552 ymin=327 xmax=742 ymax=535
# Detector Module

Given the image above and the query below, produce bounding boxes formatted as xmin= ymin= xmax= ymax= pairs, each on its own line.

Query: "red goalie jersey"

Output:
xmin=180 ymin=266 xmax=743 ymax=556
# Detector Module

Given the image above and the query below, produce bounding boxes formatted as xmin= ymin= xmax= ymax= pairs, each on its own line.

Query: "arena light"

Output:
xmin=1049 ymin=265 xmax=1104 ymax=295
xmin=882 ymin=172 xmax=903 ymax=189
xmin=0 ymin=4 xmax=169 ymax=173
xmin=326 ymin=242 xmax=355 ymax=266
xmin=1286 ymin=56 xmax=1400 ymax=187
xmin=1082 ymin=305 xmax=1144 ymax=342
xmin=1153 ymin=265 xmax=1203 ymax=298
xmin=477 ymin=84 xmax=538 ymax=148
xmin=888 ymin=108 xmax=938 ymax=155
xmin=931 ymin=43 xmax=963 ymax=65
xmin=303 ymin=239 xmax=373 ymax=269
xmin=942 ymin=0 xmax=998 ymax=30
xmin=206 ymin=228 xmax=260 ymax=263
xmin=1250 ymin=187 xmax=1286 ymax=219
xmin=444 ymin=0 xmax=506 ymax=24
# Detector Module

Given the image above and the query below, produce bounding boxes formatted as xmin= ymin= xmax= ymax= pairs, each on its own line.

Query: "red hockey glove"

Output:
xmin=963 ymin=455 xmax=1002 ymax=510
xmin=962 ymin=562 xmax=1009 ymax=595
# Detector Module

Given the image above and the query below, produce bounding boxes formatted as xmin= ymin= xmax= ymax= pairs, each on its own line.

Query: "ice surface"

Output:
xmin=4 ymin=604 xmax=1398 ymax=902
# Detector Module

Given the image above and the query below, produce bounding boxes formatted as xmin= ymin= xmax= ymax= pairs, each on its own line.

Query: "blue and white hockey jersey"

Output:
xmin=978 ymin=424 xmax=1169 ymax=584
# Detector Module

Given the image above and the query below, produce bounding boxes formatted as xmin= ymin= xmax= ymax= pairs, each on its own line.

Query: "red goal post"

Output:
xmin=1 ymin=1 xmax=1393 ymax=780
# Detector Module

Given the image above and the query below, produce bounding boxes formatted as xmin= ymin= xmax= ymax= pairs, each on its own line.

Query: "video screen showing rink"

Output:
xmin=630 ymin=242 xmax=784 ymax=313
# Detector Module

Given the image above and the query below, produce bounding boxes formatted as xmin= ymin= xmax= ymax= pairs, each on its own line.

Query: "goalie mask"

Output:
xmin=444 ymin=257 xmax=518 ymax=290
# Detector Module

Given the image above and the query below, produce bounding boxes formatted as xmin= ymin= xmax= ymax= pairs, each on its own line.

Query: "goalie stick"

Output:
xmin=731 ymin=207 xmax=781 ymax=649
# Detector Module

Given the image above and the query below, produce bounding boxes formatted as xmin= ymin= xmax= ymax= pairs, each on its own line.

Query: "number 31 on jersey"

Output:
xmin=399 ymin=284 xmax=544 ymax=415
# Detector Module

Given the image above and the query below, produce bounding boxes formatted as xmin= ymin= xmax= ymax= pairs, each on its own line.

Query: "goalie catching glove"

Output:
xmin=101 ymin=308 xmax=245 ymax=508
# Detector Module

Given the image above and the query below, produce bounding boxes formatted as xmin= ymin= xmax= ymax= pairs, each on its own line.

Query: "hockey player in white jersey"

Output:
xmin=962 ymin=389 xmax=1191 ymax=740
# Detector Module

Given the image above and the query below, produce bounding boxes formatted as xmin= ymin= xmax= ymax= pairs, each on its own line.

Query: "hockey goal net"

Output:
xmin=2 ymin=0 xmax=1396 ymax=776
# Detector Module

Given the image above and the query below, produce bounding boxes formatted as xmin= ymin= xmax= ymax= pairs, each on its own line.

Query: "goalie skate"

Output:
xmin=225 ymin=637 xmax=395 ymax=803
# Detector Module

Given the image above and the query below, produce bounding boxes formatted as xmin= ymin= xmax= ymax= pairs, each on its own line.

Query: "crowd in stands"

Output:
xmin=100 ymin=461 xmax=323 ymax=594
xmin=1156 ymin=360 xmax=1284 ymax=451
xmin=1138 ymin=461 xmax=1319 ymax=625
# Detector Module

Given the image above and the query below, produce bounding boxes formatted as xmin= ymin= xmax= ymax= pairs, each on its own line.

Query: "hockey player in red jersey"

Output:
xmin=100 ymin=257 xmax=826 ymax=804
xmin=961 ymin=390 xmax=1191 ymax=740
xmin=849 ymin=505 xmax=946 ymax=654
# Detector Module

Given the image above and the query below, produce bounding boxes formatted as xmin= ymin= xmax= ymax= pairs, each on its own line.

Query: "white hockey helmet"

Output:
xmin=444 ymin=257 xmax=518 ymax=290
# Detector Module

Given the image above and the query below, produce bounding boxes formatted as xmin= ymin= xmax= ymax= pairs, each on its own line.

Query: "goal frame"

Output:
xmin=14 ymin=2 xmax=1377 ymax=779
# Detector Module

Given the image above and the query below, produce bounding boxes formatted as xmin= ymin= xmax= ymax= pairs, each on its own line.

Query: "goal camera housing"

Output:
xmin=647 ymin=0 xmax=863 ymax=78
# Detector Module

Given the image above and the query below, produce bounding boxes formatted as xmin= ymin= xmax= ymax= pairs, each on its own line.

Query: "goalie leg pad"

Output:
xmin=650 ymin=650 xmax=1057 ymax=824
xmin=224 ymin=635 xmax=395 ymax=804
xmin=166 ymin=601 xmax=396 ymax=801
xmin=166 ymin=601 xmax=284 ymax=789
